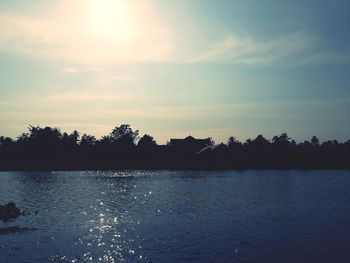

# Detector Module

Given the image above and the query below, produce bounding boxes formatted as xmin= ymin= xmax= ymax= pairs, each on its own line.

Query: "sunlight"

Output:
xmin=88 ymin=0 xmax=133 ymax=43
xmin=82 ymin=0 xmax=174 ymax=63
xmin=0 ymin=0 xmax=174 ymax=64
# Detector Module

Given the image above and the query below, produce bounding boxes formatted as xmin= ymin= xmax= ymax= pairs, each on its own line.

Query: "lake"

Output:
xmin=1 ymin=170 xmax=350 ymax=262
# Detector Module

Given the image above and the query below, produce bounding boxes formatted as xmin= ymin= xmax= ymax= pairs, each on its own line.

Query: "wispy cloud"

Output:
xmin=0 ymin=1 xmax=349 ymax=68
xmin=46 ymin=92 xmax=141 ymax=102
xmin=296 ymin=50 xmax=350 ymax=65
xmin=99 ymin=75 xmax=140 ymax=83
xmin=59 ymin=65 xmax=106 ymax=74
xmin=188 ymin=32 xmax=312 ymax=65
xmin=0 ymin=90 xmax=146 ymax=111
xmin=61 ymin=67 xmax=80 ymax=74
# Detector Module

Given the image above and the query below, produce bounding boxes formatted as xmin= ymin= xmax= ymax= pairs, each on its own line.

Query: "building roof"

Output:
xmin=169 ymin=136 xmax=208 ymax=145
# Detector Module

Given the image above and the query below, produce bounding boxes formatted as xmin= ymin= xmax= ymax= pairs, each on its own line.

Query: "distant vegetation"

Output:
xmin=0 ymin=124 xmax=349 ymax=170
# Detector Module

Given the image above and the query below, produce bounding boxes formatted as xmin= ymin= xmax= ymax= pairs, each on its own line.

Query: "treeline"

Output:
xmin=0 ymin=124 xmax=349 ymax=170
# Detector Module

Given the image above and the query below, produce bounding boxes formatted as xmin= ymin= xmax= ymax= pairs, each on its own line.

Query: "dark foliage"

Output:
xmin=0 ymin=125 xmax=349 ymax=170
xmin=0 ymin=226 xmax=36 ymax=235
xmin=0 ymin=202 xmax=23 ymax=222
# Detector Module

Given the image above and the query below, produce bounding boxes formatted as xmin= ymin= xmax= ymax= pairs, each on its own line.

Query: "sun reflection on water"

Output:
xmin=68 ymin=177 xmax=147 ymax=262
xmin=71 ymin=214 xmax=144 ymax=262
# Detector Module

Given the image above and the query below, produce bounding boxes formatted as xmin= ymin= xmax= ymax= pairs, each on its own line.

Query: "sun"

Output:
xmin=87 ymin=0 xmax=133 ymax=42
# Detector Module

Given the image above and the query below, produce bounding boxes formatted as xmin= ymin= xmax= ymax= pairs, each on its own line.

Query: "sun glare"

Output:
xmin=88 ymin=0 xmax=133 ymax=42
xmin=6 ymin=0 xmax=175 ymax=64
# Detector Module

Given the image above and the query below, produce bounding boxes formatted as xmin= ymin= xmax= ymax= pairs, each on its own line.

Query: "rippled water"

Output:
xmin=1 ymin=170 xmax=350 ymax=262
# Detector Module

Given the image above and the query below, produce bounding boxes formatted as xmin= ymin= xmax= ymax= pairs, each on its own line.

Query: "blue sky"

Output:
xmin=1 ymin=0 xmax=350 ymax=143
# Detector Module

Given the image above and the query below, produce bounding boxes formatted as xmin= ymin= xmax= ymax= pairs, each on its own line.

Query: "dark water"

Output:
xmin=1 ymin=170 xmax=350 ymax=263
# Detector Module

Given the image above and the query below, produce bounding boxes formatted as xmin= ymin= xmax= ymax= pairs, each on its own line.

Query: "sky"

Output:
xmin=1 ymin=0 xmax=350 ymax=144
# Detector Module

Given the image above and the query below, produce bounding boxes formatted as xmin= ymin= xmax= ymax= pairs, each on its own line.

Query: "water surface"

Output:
xmin=1 ymin=170 xmax=350 ymax=262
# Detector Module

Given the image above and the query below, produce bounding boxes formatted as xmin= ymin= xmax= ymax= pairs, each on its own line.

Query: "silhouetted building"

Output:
xmin=169 ymin=136 xmax=210 ymax=152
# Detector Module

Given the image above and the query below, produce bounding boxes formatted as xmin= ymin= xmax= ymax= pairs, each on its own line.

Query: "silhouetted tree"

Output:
xmin=0 ymin=125 xmax=349 ymax=170
xmin=311 ymin=136 xmax=320 ymax=146
xmin=110 ymin=124 xmax=139 ymax=145
xmin=227 ymin=136 xmax=241 ymax=147
xmin=251 ymin=134 xmax=269 ymax=145
xmin=272 ymin=133 xmax=291 ymax=145
xmin=24 ymin=126 xmax=63 ymax=147
xmin=69 ymin=130 xmax=80 ymax=145
xmin=0 ymin=136 xmax=14 ymax=146
xmin=80 ymin=134 xmax=96 ymax=147
xmin=99 ymin=135 xmax=113 ymax=145
xmin=138 ymin=134 xmax=157 ymax=148
xmin=244 ymin=139 xmax=252 ymax=145
xmin=205 ymin=137 xmax=215 ymax=146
